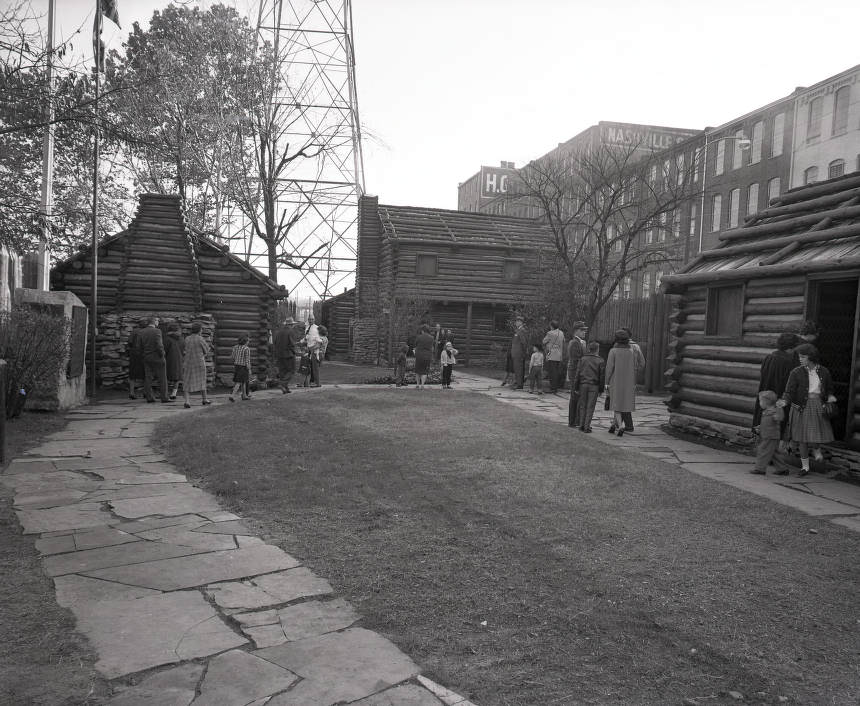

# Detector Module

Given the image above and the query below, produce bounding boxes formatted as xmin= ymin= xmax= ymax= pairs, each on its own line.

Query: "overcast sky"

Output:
xmin=49 ymin=0 xmax=860 ymax=212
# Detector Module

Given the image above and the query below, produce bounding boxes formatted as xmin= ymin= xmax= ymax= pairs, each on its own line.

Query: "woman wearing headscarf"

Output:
xmin=605 ymin=329 xmax=637 ymax=437
xmin=777 ymin=343 xmax=836 ymax=475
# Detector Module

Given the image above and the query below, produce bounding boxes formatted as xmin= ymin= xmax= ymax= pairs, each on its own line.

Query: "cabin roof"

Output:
xmin=54 ymin=194 xmax=286 ymax=297
xmin=664 ymin=171 xmax=860 ymax=290
xmin=377 ymin=203 xmax=554 ymax=250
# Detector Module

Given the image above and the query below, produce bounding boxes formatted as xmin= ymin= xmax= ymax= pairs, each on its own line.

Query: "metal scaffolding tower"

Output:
xmin=249 ymin=0 xmax=365 ymax=299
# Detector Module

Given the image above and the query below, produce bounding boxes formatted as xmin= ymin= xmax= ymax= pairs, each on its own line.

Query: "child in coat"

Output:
xmin=528 ymin=343 xmax=545 ymax=394
xmin=751 ymin=390 xmax=784 ymax=475
xmin=229 ymin=334 xmax=252 ymax=401
xmin=440 ymin=341 xmax=458 ymax=389
xmin=574 ymin=342 xmax=605 ymax=432
xmin=394 ymin=343 xmax=409 ymax=387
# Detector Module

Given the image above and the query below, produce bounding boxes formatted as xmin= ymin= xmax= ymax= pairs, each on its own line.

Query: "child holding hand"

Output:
xmin=751 ymin=390 xmax=784 ymax=475
xmin=528 ymin=343 xmax=545 ymax=394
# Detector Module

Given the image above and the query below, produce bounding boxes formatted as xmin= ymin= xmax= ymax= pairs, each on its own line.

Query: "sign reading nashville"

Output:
xmin=599 ymin=123 xmax=699 ymax=150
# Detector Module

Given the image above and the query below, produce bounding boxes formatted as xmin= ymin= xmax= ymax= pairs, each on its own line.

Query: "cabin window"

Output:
xmin=416 ymin=254 xmax=438 ymax=276
xmin=503 ymin=259 xmax=523 ymax=281
xmin=493 ymin=311 xmax=510 ymax=333
xmin=706 ymin=285 xmax=743 ymax=337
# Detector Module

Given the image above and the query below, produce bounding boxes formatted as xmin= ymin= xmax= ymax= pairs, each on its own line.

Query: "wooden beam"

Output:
xmin=664 ymin=256 xmax=860 ymax=289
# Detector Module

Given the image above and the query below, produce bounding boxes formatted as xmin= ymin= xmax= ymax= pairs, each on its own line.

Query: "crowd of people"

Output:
xmin=752 ymin=321 xmax=837 ymax=477
xmin=125 ymin=314 xmax=329 ymax=406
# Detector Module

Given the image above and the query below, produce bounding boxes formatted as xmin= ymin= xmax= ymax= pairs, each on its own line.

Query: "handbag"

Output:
xmin=821 ymin=400 xmax=838 ymax=418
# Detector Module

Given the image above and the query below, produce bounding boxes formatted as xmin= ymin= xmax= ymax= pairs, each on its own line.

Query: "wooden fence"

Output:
xmin=589 ymin=294 xmax=672 ymax=393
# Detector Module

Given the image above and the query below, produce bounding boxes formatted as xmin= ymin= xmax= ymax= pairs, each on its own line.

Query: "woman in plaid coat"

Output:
xmin=182 ymin=322 xmax=211 ymax=408
xmin=777 ymin=343 xmax=835 ymax=475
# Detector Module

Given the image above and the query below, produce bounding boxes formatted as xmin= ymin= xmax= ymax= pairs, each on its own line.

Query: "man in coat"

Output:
xmin=138 ymin=317 xmax=170 ymax=403
xmin=273 ymin=315 xmax=297 ymax=394
xmin=567 ymin=321 xmax=587 ymax=427
xmin=510 ymin=316 xmax=529 ymax=390
xmin=542 ymin=320 xmax=565 ymax=393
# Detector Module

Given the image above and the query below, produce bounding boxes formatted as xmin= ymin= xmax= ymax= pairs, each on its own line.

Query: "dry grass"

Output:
xmin=0 ymin=412 xmax=109 ymax=705
xmin=156 ymin=389 xmax=860 ymax=706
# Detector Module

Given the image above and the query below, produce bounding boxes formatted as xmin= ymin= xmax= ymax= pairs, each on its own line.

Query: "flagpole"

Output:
xmin=38 ymin=0 xmax=56 ymax=291
xmin=90 ymin=0 xmax=101 ymax=398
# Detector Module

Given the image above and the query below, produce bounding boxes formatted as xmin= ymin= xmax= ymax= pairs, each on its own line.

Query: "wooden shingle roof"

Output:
xmin=378 ymin=204 xmax=554 ymax=251
xmin=664 ymin=171 xmax=860 ymax=291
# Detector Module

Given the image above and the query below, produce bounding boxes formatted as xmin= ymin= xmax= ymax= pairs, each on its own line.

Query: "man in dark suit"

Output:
xmin=273 ymin=315 xmax=297 ymax=394
xmin=138 ymin=317 xmax=170 ymax=403
xmin=567 ymin=321 xmax=588 ymax=427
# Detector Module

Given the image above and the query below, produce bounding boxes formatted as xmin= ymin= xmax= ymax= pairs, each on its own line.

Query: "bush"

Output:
xmin=0 ymin=305 xmax=70 ymax=418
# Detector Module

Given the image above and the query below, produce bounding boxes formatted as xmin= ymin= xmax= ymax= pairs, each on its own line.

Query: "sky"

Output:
xmin=45 ymin=0 xmax=860 ymax=212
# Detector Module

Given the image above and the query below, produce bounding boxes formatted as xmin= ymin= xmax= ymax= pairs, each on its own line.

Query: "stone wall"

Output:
xmin=350 ymin=317 xmax=383 ymax=365
xmin=98 ymin=312 xmax=216 ymax=389
xmin=668 ymin=412 xmax=755 ymax=450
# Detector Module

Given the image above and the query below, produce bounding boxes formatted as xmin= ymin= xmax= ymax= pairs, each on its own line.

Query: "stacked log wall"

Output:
xmin=320 ymin=289 xmax=355 ymax=357
xmin=667 ymin=275 xmax=806 ymax=447
xmin=51 ymin=241 xmax=124 ymax=314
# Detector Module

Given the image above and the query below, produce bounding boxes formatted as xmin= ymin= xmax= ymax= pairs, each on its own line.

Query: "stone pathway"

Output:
xmin=6 ymin=371 xmax=860 ymax=705
xmin=3 ymin=392 xmax=475 ymax=706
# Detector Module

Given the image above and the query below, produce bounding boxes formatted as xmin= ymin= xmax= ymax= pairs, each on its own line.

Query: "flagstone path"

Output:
xmin=5 ymin=369 xmax=860 ymax=704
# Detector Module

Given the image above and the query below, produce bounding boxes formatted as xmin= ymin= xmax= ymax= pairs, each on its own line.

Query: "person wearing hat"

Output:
xmin=126 ymin=317 xmax=147 ymax=399
xmin=605 ymin=329 xmax=637 ymax=436
xmin=510 ymin=315 xmax=529 ymax=390
xmin=273 ymin=315 xmax=297 ymax=393
xmin=567 ymin=321 xmax=587 ymax=426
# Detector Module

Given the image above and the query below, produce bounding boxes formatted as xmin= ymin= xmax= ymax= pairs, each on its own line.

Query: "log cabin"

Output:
xmin=353 ymin=195 xmax=554 ymax=365
xmin=51 ymin=193 xmax=287 ymax=387
xmin=662 ymin=171 xmax=860 ymax=473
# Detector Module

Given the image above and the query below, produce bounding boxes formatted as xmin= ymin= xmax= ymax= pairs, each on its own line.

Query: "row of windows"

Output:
xmin=710 ymin=177 xmax=782 ymax=231
xmin=802 ymin=154 xmax=860 ymax=184
xmin=710 ymin=112 xmax=784 ymax=177
xmin=611 ymin=270 xmax=668 ymax=301
xmin=806 ymin=85 xmax=852 ymax=143
xmin=416 ymin=254 xmax=523 ymax=281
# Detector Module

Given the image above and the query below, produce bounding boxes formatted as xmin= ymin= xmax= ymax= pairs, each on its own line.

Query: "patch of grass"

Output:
xmin=1 ymin=412 xmax=110 ymax=705
xmin=155 ymin=390 xmax=860 ymax=705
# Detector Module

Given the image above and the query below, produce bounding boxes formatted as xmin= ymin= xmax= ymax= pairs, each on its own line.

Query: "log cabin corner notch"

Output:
xmin=662 ymin=171 xmax=860 ymax=468
xmin=354 ymin=195 xmax=554 ymax=366
xmin=51 ymin=193 xmax=288 ymax=387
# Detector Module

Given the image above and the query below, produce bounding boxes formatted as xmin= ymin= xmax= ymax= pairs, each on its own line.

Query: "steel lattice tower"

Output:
xmin=250 ymin=0 xmax=365 ymax=299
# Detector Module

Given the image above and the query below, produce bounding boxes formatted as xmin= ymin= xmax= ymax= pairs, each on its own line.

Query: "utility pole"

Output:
xmin=37 ymin=0 xmax=56 ymax=291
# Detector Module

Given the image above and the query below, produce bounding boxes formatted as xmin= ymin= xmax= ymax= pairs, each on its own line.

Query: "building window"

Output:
xmin=833 ymin=86 xmax=850 ymax=135
xmin=654 ymin=271 xmax=663 ymax=291
xmin=658 ymin=212 xmax=667 ymax=242
xmin=672 ymin=208 xmax=681 ymax=239
xmin=663 ymin=158 xmax=671 ymax=190
xmin=807 ymin=97 xmax=823 ymax=142
xmin=622 ymin=276 xmax=631 ymax=300
xmin=804 ymin=166 xmax=819 ymax=185
xmin=689 ymin=202 xmax=698 ymax=237
xmin=771 ymin=113 xmax=784 ymax=157
xmin=642 ymin=272 xmax=651 ymax=298
xmin=612 ymin=286 xmax=621 ymax=301
xmin=750 ymin=121 xmax=763 ymax=164
xmin=676 ymin=153 xmax=685 ymax=186
xmin=649 ymin=163 xmax=657 ymax=184
xmin=416 ymin=254 xmax=438 ymax=276
xmin=767 ymin=177 xmax=781 ymax=204
xmin=714 ymin=139 xmax=725 ymax=176
xmin=493 ymin=311 xmax=510 ymax=334
xmin=645 ymin=226 xmax=654 ymax=245
xmin=828 ymin=159 xmax=845 ymax=179
xmin=711 ymin=194 xmax=722 ymax=232
xmin=731 ymin=130 xmax=745 ymax=170
xmin=747 ymin=183 xmax=759 ymax=217
xmin=706 ymin=285 xmax=743 ymax=337
xmin=693 ymin=147 xmax=702 ymax=182
xmin=503 ymin=259 xmax=523 ymax=281
xmin=728 ymin=188 xmax=741 ymax=228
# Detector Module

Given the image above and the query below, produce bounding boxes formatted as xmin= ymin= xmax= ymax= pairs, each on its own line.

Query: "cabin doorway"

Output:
xmin=808 ymin=278 xmax=859 ymax=444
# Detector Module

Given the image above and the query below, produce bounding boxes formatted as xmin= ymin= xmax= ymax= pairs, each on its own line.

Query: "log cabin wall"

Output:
xmin=51 ymin=193 xmax=286 ymax=386
xmin=663 ymin=171 xmax=860 ymax=460
xmin=320 ymin=288 xmax=355 ymax=357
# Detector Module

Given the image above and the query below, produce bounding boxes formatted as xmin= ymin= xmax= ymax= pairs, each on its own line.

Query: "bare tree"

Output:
xmin=506 ymin=138 xmax=698 ymax=327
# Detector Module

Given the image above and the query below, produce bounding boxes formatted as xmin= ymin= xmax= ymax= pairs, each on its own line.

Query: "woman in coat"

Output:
xmin=752 ymin=331 xmax=798 ymax=433
xmin=414 ymin=324 xmax=435 ymax=390
xmin=777 ymin=343 xmax=836 ymax=475
xmin=164 ymin=324 xmax=184 ymax=400
xmin=182 ymin=322 xmax=212 ymax=407
xmin=605 ymin=329 xmax=637 ymax=437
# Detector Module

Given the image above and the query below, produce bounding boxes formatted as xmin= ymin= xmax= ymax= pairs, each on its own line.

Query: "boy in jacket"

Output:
xmin=574 ymin=341 xmax=605 ymax=433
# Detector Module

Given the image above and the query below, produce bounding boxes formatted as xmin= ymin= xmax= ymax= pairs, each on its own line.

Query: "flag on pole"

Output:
xmin=92 ymin=0 xmax=121 ymax=72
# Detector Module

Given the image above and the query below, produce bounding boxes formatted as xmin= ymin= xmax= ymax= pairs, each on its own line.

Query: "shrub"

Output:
xmin=0 ymin=305 xmax=70 ymax=418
